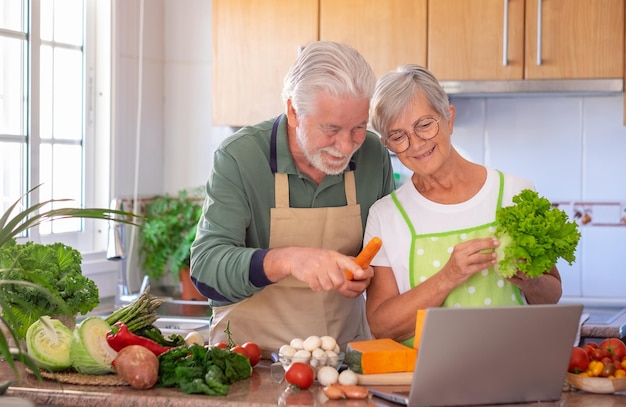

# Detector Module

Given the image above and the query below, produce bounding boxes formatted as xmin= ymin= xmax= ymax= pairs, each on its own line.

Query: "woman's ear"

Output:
xmin=447 ymin=104 xmax=456 ymax=133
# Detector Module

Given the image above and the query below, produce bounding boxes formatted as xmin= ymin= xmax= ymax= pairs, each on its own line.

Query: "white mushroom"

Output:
xmin=320 ymin=335 xmax=337 ymax=351
xmin=279 ymin=344 xmax=297 ymax=358
xmin=290 ymin=337 xmax=304 ymax=350
xmin=302 ymin=335 xmax=322 ymax=352
xmin=292 ymin=349 xmax=311 ymax=364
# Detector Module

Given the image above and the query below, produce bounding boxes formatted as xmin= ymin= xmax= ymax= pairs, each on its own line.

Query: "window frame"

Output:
xmin=4 ymin=0 xmax=112 ymax=255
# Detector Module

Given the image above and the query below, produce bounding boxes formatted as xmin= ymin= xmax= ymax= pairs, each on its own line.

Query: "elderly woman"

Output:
xmin=363 ymin=65 xmax=562 ymax=347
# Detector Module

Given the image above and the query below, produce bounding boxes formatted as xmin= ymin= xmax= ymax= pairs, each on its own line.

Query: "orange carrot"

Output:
xmin=344 ymin=237 xmax=383 ymax=280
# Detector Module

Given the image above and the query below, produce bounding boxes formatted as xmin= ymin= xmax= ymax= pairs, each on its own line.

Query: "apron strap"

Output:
xmin=345 ymin=171 xmax=357 ymax=205
xmin=270 ymin=115 xmax=282 ymax=174
xmin=275 ymin=173 xmax=289 ymax=208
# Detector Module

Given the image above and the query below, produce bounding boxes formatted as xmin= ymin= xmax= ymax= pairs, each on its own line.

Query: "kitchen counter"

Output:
xmin=3 ymin=361 xmax=626 ymax=407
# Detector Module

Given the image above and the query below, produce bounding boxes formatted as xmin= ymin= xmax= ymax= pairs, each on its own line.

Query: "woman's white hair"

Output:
xmin=370 ymin=64 xmax=451 ymax=139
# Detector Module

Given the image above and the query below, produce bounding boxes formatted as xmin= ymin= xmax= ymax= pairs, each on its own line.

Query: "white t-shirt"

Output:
xmin=364 ymin=167 xmax=535 ymax=294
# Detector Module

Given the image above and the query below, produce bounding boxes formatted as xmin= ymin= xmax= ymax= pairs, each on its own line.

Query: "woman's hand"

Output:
xmin=443 ymin=238 xmax=499 ymax=284
xmin=506 ymin=266 xmax=562 ymax=304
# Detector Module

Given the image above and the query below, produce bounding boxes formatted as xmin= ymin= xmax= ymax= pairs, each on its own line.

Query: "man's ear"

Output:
xmin=286 ymin=99 xmax=299 ymax=127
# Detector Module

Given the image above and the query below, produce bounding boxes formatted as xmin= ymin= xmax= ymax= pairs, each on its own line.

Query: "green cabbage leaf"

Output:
xmin=494 ymin=189 xmax=581 ymax=278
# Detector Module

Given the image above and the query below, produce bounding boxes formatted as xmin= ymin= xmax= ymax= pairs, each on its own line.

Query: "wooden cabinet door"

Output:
xmin=524 ymin=0 xmax=624 ymax=79
xmin=428 ymin=0 xmax=525 ymax=80
xmin=212 ymin=0 xmax=318 ymax=126
xmin=319 ymin=0 xmax=427 ymax=79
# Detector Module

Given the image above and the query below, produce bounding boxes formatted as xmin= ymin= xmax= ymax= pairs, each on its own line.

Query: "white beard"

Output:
xmin=296 ymin=128 xmax=354 ymax=175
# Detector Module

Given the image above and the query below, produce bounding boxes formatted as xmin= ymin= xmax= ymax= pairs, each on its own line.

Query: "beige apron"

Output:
xmin=209 ymin=171 xmax=371 ymax=357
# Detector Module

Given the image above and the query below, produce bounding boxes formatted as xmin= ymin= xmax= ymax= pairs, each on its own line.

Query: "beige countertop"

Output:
xmin=3 ymin=361 xmax=626 ymax=407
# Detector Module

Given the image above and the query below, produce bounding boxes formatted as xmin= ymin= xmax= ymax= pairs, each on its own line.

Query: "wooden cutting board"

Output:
xmin=355 ymin=371 xmax=413 ymax=385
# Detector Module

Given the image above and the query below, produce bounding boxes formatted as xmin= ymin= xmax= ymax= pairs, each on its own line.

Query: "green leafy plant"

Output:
xmin=139 ymin=188 xmax=203 ymax=281
xmin=494 ymin=189 xmax=581 ymax=278
xmin=0 ymin=184 xmax=141 ymax=382
xmin=0 ymin=240 xmax=100 ymax=339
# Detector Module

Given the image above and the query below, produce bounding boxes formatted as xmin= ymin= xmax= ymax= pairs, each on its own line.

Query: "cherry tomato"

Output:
xmin=586 ymin=342 xmax=599 ymax=349
xmin=589 ymin=360 xmax=604 ymax=377
xmin=583 ymin=344 xmax=596 ymax=357
xmin=568 ymin=347 xmax=590 ymax=373
xmin=242 ymin=342 xmax=262 ymax=367
xmin=592 ymin=348 xmax=611 ymax=361
xmin=599 ymin=338 xmax=626 ymax=359
xmin=285 ymin=362 xmax=315 ymax=389
xmin=602 ymin=363 xmax=617 ymax=377
xmin=231 ymin=345 xmax=250 ymax=359
xmin=601 ymin=356 xmax=614 ymax=366
xmin=213 ymin=342 xmax=229 ymax=349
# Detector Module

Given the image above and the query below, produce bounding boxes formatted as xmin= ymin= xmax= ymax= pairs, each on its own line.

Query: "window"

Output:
xmin=0 ymin=0 xmax=110 ymax=253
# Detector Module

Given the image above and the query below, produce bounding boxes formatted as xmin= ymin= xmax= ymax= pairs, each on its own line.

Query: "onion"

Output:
xmin=317 ymin=366 xmax=339 ymax=386
xmin=338 ymin=369 xmax=358 ymax=385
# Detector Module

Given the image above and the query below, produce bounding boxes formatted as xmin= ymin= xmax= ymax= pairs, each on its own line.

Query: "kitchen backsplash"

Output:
xmin=390 ymin=94 xmax=626 ymax=306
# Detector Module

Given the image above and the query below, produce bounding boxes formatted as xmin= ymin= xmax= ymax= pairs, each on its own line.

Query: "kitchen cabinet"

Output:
xmin=212 ymin=0 xmax=318 ymax=127
xmin=319 ymin=0 xmax=427 ymax=79
xmin=428 ymin=0 xmax=624 ymax=81
xmin=212 ymin=0 xmax=427 ymax=127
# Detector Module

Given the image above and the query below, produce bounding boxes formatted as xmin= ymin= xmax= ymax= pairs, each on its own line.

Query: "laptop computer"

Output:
xmin=368 ymin=304 xmax=583 ymax=406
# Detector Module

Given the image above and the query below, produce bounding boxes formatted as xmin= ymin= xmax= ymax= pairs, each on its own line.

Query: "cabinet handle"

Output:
xmin=502 ymin=0 xmax=509 ymax=66
xmin=536 ymin=0 xmax=543 ymax=66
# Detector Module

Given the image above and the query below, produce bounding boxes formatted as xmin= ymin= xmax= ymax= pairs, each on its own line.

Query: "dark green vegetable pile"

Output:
xmin=158 ymin=344 xmax=252 ymax=396
xmin=0 ymin=239 xmax=99 ymax=339
xmin=494 ymin=189 xmax=581 ymax=278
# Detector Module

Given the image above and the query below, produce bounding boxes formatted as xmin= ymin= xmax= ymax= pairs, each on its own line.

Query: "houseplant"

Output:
xmin=0 ymin=184 xmax=140 ymax=383
xmin=138 ymin=187 xmax=204 ymax=300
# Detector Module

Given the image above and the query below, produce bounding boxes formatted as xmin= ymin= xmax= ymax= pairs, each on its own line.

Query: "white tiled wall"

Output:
xmin=395 ymin=94 xmax=626 ymax=306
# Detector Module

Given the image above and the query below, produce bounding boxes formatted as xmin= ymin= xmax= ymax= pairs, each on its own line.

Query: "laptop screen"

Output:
xmin=368 ymin=304 xmax=583 ymax=407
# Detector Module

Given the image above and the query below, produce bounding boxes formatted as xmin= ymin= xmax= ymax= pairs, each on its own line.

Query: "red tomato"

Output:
xmin=601 ymin=356 xmax=614 ymax=366
xmin=586 ymin=342 xmax=599 ymax=349
xmin=592 ymin=348 xmax=611 ymax=361
xmin=242 ymin=342 xmax=262 ymax=367
xmin=213 ymin=342 xmax=229 ymax=349
xmin=568 ymin=347 xmax=590 ymax=373
xmin=231 ymin=345 xmax=250 ymax=359
xmin=285 ymin=362 xmax=315 ymax=389
xmin=599 ymin=338 xmax=626 ymax=359
xmin=583 ymin=344 xmax=596 ymax=357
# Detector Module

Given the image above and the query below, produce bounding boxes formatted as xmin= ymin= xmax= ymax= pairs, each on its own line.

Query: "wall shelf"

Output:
xmin=552 ymin=201 xmax=626 ymax=227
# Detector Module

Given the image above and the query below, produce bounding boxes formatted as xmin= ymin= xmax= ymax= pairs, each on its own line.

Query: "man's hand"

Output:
xmin=263 ymin=247 xmax=373 ymax=296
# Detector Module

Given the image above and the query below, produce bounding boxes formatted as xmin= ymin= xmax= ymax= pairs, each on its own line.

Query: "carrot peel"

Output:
xmin=344 ymin=237 xmax=382 ymax=280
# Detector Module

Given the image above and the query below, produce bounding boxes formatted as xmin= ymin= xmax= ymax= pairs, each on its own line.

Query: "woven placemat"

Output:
xmin=26 ymin=368 xmax=129 ymax=386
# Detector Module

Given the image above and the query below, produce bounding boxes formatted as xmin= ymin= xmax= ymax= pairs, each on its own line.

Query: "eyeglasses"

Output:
xmin=384 ymin=117 xmax=440 ymax=153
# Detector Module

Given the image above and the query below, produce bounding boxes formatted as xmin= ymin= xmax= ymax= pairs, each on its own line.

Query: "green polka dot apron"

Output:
xmin=392 ymin=170 xmax=523 ymax=348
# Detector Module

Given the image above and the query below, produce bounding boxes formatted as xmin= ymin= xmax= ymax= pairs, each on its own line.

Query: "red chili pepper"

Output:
xmin=106 ymin=322 xmax=173 ymax=356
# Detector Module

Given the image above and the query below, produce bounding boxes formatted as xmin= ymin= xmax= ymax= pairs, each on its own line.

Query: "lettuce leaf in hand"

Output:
xmin=494 ymin=189 xmax=580 ymax=278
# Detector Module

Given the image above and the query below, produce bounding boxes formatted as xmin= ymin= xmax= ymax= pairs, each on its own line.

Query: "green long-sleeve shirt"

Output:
xmin=190 ymin=115 xmax=395 ymax=306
